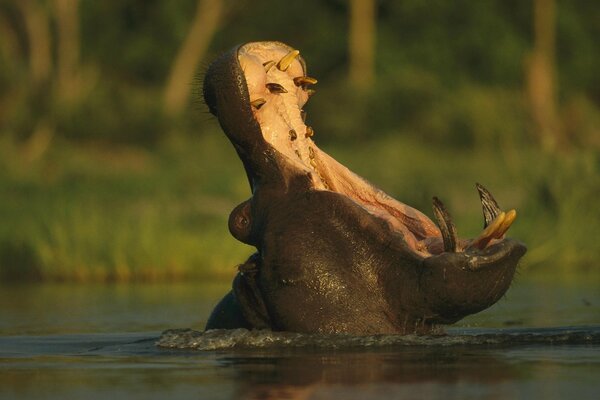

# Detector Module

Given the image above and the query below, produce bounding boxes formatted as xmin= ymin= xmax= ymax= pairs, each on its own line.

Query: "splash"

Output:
xmin=156 ymin=326 xmax=600 ymax=351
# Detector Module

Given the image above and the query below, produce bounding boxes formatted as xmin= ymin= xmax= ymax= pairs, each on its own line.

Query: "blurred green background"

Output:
xmin=0 ymin=0 xmax=598 ymax=282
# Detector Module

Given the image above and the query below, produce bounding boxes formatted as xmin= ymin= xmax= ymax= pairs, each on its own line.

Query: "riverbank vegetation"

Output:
xmin=0 ymin=0 xmax=598 ymax=281
xmin=1 ymin=131 xmax=597 ymax=282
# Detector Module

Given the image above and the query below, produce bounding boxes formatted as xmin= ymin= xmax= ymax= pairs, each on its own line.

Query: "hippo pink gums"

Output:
xmin=202 ymin=41 xmax=526 ymax=335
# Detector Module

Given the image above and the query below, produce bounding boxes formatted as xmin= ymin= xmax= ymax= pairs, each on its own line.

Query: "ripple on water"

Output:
xmin=156 ymin=326 xmax=600 ymax=351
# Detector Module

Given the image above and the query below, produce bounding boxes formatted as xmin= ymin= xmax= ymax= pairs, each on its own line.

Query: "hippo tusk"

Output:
xmin=432 ymin=197 xmax=458 ymax=253
xmin=293 ymin=76 xmax=318 ymax=87
xmin=276 ymin=49 xmax=300 ymax=71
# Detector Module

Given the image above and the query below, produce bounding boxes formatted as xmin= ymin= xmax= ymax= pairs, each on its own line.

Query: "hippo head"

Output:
xmin=203 ymin=41 xmax=526 ymax=335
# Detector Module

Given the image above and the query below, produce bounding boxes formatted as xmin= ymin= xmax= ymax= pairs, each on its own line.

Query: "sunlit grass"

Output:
xmin=1 ymin=129 xmax=598 ymax=282
xmin=0 ymin=131 xmax=254 ymax=282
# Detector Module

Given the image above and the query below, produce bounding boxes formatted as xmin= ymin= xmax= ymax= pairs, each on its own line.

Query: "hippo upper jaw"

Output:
xmin=205 ymin=42 xmax=442 ymax=254
xmin=203 ymin=42 xmax=311 ymax=194
xmin=203 ymin=41 xmax=527 ymax=334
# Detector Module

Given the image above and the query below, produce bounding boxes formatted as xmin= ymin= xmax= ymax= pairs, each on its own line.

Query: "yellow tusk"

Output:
xmin=470 ymin=211 xmax=506 ymax=250
xmin=494 ymin=209 xmax=517 ymax=238
xmin=293 ymin=76 xmax=318 ymax=86
xmin=277 ymin=49 xmax=300 ymax=71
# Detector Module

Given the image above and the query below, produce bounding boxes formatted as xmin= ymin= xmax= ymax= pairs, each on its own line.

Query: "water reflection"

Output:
xmin=0 ymin=277 xmax=598 ymax=399
xmin=222 ymin=348 xmax=519 ymax=400
xmin=1 ymin=328 xmax=599 ymax=400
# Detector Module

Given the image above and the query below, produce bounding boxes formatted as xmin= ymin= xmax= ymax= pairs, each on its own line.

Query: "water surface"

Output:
xmin=1 ymin=278 xmax=598 ymax=399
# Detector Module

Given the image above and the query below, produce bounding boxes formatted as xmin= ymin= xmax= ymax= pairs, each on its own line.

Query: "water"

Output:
xmin=1 ymin=278 xmax=599 ymax=399
xmin=157 ymin=326 xmax=600 ymax=349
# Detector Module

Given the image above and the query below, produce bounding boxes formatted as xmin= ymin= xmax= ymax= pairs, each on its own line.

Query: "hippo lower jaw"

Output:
xmin=203 ymin=41 xmax=527 ymax=335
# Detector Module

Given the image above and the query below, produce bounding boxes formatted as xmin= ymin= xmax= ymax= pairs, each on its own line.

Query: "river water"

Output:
xmin=1 ymin=277 xmax=599 ymax=399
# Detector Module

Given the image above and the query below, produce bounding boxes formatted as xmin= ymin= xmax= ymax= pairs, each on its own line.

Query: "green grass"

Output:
xmin=1 ymin=129 xmax=598 ymax=282
xmin=0 ymin=131 xmax=253 ymax=282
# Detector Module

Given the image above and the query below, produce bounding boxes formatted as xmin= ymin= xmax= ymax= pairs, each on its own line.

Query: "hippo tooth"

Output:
xmin=250 ymin=98 xmax=266 ymax=109
xmin=305 ymin=126 xmax=314 ymax=138
xmin=301 ymin=109 xmax=307 ymax=122
xmin=266 ymin=83 xmax=288 ymax=94
xmin=476 ymin=183 xmax=502 ymax=228
xmin=468 ymin=211 xmax=506 ymax=250
xmin=293 ymin=76 xmax=318 ymax=87
xmin=276 ymin=49 xmax=300 ymax=71
xmin=262 ymin=60 xmax=276 ymax=72
xmin=432 ymin=197 xmax=458 ymax=253
xmin=307 ymin=89 xmax=316 ymax=97
xmin=494 ymin=209 xmax=517 ymax=238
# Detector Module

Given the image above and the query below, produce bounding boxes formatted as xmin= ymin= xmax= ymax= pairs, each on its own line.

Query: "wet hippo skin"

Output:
xmin=202 ymin=41 xmax=526 ymax=335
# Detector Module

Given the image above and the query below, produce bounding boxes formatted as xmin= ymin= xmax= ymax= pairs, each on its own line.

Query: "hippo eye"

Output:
xmin=237 ymin=215 xmax=249 ymax=228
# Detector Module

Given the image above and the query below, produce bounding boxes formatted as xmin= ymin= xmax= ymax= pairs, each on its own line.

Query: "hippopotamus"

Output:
xmin=202 ymin=41 xmax=526 ymax=335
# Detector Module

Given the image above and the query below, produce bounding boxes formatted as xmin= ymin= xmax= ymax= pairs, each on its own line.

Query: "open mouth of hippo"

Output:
xmin=203 ymin=41 xmax=527 ymax=334
xmin=207 ymin=41 xmax=517 ymax=259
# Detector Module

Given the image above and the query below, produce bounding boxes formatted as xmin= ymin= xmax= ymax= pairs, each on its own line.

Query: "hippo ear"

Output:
xmin=232 ymin=256 xmax=272 ymax=329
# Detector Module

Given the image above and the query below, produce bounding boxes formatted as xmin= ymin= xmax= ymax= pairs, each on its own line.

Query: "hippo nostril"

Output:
xmin=289 ymin=130 xmax=297 ymax=141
